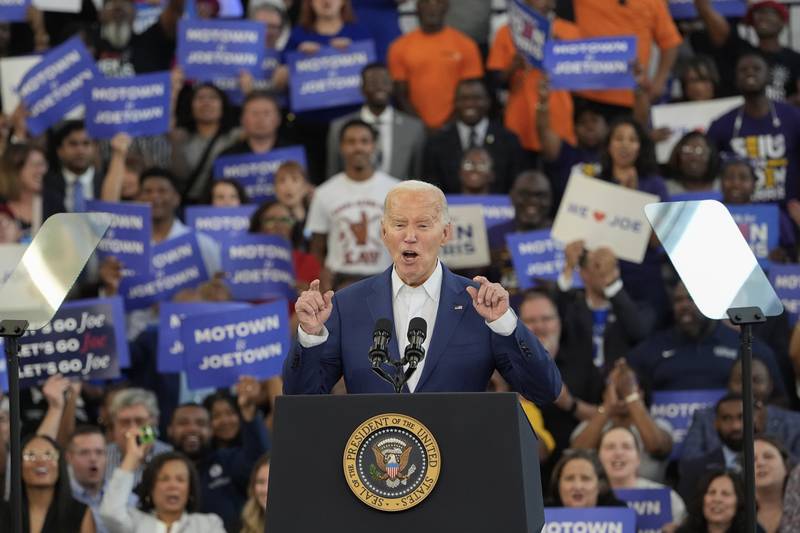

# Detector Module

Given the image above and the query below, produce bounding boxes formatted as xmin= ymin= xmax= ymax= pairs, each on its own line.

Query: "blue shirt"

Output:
xmin=707 ymin=101 xmax=800 ymax=203
xmin=627 ymin=322 xmax=786 ymax=396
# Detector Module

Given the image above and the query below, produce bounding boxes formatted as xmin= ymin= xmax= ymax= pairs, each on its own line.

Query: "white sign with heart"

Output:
xmin=551 ymin=172 xmax=659 ymax=264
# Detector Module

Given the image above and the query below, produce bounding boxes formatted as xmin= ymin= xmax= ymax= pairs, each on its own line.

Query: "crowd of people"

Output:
xmin=0 ymin=0 xmax=799 ymax=531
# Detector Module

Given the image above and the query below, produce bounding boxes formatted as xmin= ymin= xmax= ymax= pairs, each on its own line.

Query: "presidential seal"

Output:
xmin=343 ymin=413 xmax=441 ymax=512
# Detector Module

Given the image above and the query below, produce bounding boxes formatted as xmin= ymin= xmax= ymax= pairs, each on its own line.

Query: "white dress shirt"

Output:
xmin=456 ymin=118 xmax=489 ymax=150
xmin=62 ymin=167 xmax=95 ymax=212
xmin=298 ymin=261 xmax=518 ymax=392
xmin=360 ymin=105 xmax=394 ymax=174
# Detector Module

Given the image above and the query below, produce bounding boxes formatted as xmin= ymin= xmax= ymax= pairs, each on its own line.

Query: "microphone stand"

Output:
xmin=2 ymin=319 xmax=28 ymax=533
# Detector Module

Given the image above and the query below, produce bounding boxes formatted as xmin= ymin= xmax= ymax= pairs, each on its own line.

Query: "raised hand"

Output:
xmin=296 ymin=279 xmax=334 ymax=335
xmin=465 ymin=276 xmax=510 ymax=323
xmin=42 ymin=374 xmax=70 ymax=410
xmin=235 ymin=375 xmax=260 ymax=421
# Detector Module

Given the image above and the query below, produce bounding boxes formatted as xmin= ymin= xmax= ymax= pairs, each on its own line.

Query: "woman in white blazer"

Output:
xmin=99 ymin=430 xmax=225 ymax=533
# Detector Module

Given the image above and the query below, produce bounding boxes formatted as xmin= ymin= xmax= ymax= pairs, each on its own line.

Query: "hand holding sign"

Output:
xmin=42 ymin=374 xmax=71 ymax=410
xmin=235 ymin=375 xmax=261 ymax=421
xmin=563 ymin=240 xmax=585 ymax=273
xmin=466 ymin=276 xmax=509 ymax=323
xmin=99 ymin=256 xmax=124 ymax=295
xmin=296 ymin=279 xmax=334 ymax=335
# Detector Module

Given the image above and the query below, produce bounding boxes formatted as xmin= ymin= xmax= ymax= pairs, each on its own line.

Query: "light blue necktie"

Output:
xmin=72 ymin=179 xmax=86 ymax=212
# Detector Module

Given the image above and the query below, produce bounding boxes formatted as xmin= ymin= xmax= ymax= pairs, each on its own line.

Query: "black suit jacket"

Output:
xmin=42 ymin=167 xmax=103 ymax=220
xmin=677 ymin=448 xmax=728 ymax=504
xmin=556 ymin=286 xmax=655 ymax=376
xmin=422 ymin=120 xmax=527 ymax=194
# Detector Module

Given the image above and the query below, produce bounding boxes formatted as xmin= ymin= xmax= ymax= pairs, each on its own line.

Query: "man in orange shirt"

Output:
xmin=487 ymin=0 xmax=580 ymax=153
xmin=387 ymin=0 xmax=484 ymax=129
xmin=573 ymin=0 xmax=682 ymax=109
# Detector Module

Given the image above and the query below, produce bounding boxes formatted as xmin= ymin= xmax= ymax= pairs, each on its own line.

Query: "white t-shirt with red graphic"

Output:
xmin=305 ymin=171 xmax=400 ymax=275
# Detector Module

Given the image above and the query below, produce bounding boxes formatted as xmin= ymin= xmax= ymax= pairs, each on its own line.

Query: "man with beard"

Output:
xmin=43 ymin=121 xmax=102 ymax=219
xmin=677 ymin=393 xmax=766 ymax=502
xmin=706 ymin=53 xmax=800 ymax=203
xmin=167 ymin=376 xmax=269 ymax=532
xmin=326 ymin=63 xmax=425 ymax=180
xmin=423 ymin=79 xmax=526 ymax=194
xmin=96 ymin=0 xmax=136 ymax=77
xmin=486 ymin=171 xmax=552 ymax=291
xmin=305 ymin=119 xmax=399 ymax=291
xmin=694 ymin=0 xmax=800 ymax=102
xmin=627 ymin=281 xmax=785 ymax=396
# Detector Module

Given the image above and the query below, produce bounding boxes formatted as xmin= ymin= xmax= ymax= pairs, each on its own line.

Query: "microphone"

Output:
xmin=403 ymin=317 xmax=427 ymax=369
xmin=369 ymin=318 xmax=392 ymax=368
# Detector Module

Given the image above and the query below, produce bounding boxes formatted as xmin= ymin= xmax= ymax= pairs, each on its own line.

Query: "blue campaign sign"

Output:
xmin=727 ymin=203 xmax=779 ymax=268
xmin=650 ymin=389 xmax=727 ymax=460
xmin=118 ymin=233 xmax=210 ymax=311
xmin=185 ymin=204 xmax=258 ymax=240
xmin=86 ymin=200 xmax=152 ymax=277
xmin=182 ymin=300 xmax=290 ymax=389
xmin=17 ymin=36 xmax=99 ymax=135
xmin=288 ymin=40 xmax=376 ymax=113
xmin=544 ymin=36 xmax=638 ymax=91
xmin=506 ymin=229 xmax=581 ymax=289
xmin=508 ymin=0 xmax=550 ymax=70
xmin=0 ymin=0 xmax=29 ymax=22
xmin=446 ymin=194 xmax=515 ymax=230
xmin=86 ymin=72 xmax=171 ymax=139
xmin=177 ymin=19 xmax=265 ymax=81
xmin=614 ymin=488 xmax=672 ymax=532
xmin=668 ymin=0 xmax=745 ymax=20
xmin=221 ymin=234 xmax=296 ymax=302
xmin=214 ymin=49 xmax=281 ymax=106
xmin=669 ymin=190 xmax=723 ymax=202
xmin=157 ymin=301 xmax=249 ymax=373
xmin=213 ymin=145 xmax=307 ymax=204
xmin=15 ymin=297 xmax=127 ymax=388
xmin=770 ymin=264 xmax=800 ymax=325
xmin=543 ymin=507 xmax=637 ymax=533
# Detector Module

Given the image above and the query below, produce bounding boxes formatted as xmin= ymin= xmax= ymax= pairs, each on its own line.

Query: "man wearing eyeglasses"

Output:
xmin=423 ymin=78 xmax=527 ymax=194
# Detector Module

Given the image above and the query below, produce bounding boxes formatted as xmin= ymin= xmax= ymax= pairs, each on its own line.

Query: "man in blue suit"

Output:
xmin=283 ymin=180 xmax=562 ymax=404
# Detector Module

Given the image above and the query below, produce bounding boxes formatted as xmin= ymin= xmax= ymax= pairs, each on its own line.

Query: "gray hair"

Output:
xmin=109 ymin=388 xmax=160 ymax=423
xmin=383 ymin=180 xmax=450 ymax=224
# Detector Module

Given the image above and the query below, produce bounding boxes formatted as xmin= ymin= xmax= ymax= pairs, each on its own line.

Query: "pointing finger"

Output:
xmin=309 ymin=279 xmax=320 ymax=292
xmin=472 ymin=275 xmax=489 ymax=286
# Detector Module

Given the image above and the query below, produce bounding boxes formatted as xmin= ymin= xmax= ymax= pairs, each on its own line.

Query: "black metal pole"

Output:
xmin=2 ymin=331 xmax=22 ymax=533
xmin=740 ymin=323 xmax=757 ymax=533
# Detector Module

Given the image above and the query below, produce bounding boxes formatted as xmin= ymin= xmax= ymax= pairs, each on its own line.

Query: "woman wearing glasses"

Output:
xmin=0 ymin=434 xmax=95 ymax=532
xmin=666 ymin=132 xmax=719 ymax=197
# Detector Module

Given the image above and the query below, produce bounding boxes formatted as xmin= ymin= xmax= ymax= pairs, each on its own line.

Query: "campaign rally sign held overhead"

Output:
xmin=18 ymin=36 xmax=98 ymax=135
xmin=86 ymin=200 xmax=152 ymax=277
xmin=15 ymin=297 xmax=128 ymax=388
xmin=182 ymin=300 xmax=290 ymax=389
xmin=221 ymin=234 xmax=297 ymax=302
xmin=177 ymin=19 xmax=265 ymax=80
xmin=508 ymin=0 xmax=550 ymax=70
xmin=119 ymin=233 xmax=210 ymax=310
xmin=544 ymin=36 xmax=637 ymax=91
xmin=287 ymin=40 xmax=375 ymax=113
xmin=86 ymin=72 xmax=171 ymax=139
xmin=213 ymin=145 xmax=307 ymax=204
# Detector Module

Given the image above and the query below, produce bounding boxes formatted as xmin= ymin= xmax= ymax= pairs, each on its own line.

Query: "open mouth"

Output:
xmin=610 ymin=460 xmax=627 ymax=470
xmin=401 ymin=251 xmax=419 ymax=263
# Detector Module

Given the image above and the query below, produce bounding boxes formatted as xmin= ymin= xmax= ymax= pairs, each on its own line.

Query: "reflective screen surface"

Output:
xmin=0 ymin=213 xmax=111 ymax=330
xmin=645 ymin=200 xmax=783 ymax=320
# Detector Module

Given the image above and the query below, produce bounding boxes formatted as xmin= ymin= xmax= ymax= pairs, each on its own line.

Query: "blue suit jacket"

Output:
xmin=282 ymin=266 xmax=562 ymax=404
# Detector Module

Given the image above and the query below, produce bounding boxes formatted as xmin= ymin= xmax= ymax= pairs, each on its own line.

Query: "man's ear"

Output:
xmin=441 ymin=222 xmax=452 ymax=245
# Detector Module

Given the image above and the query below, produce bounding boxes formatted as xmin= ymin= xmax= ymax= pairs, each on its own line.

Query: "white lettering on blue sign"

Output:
xmin=193 ymin=315 xmax=281 ymax=343
xmin=542 ymin=522 xmax=624 ymax=533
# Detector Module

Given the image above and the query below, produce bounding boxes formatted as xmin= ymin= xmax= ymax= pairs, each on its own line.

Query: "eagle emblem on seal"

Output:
xmin=371 ymin=438 xmax=417 ymax=488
